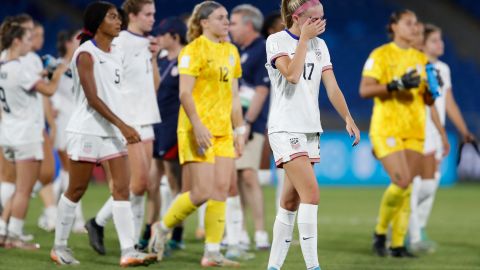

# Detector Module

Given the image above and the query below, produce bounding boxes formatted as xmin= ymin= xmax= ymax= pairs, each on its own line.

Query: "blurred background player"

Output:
xmin=50 ymin=2 xmax=156 ymax=266
xmin=149 ymin=1 xmax=245 ymax=267
xmin=359 ymin=9 xmax=448 ymax=258
xmin=266 ymin=1 xmax=360 ymax=269
xmin=408 ymin=23 xmax=476 ymax=254
xmin=228 ymin=3 xmax=270 ymax=254
xmin=139 ymin=16 xmax=188 ymax=251
xmin=85 ymin=0 xmax=161 ymax=255
xmin=0 ymin=16 xmax=67 ymax=249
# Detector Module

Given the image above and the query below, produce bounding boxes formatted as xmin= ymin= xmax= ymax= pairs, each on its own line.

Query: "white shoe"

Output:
xmin=72 ymin=220 xmax=87 ymax=234
xmin=148 ymin=222 xmax=168 ymax=261
xmin=239 ymin=230 xmax=251 ymax=251
xmin=51 ymin=246 xmax=80 ymax=265
xmin=120 ymin=249 xmax=157 ymax=267
xmin=255 ymin=230 xmax=270 ymax=250
xmin=38 ymin=213 xmax=55 ymax=232
xmin=226 ymin=245 xmax=255 ymax=261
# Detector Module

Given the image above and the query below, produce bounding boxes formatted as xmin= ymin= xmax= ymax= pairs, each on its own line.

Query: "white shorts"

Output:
xmin=269 ymin=132 xmax=320 ymax=168
xmin=67 ymin=133 xmax=127 ymax=164
xmin=54 ymin=112 xmax=72 ymax=151
xmin=134 ymin=125 xmax=155 ymax=142
xmin=236 ymin=132 xmax=265 ymax=170
xmin=2 ymin=142 xmax=44 ymax=162
xmin=424 ymin=133 xmax=443 ymax=160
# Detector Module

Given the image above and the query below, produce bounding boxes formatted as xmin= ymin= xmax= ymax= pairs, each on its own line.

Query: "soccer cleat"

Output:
xmin=226 ymin=245 xmax=255 ymax=261
xmin=410 ymin=240 xmax=437 ymax=254
xmin=372 ymin=233 xmax=387 ymax=257
xmin=201 ymin=251 xmax=240 ymax=267
xmin=390 ymin=247 xmax=417 ymax=258
xmin=37 ymin=213 xmax=55 ymax=232
xmin=120 ymin=249 xmax=157 ymax=267
xmin=255 ymin=230 xmax=271 ymax=250
xmin=73 ymin=220 xmax=87 ymax=234
xmin=148 ymin=222 xmax=168 ymax=261
xmin=50 ymin=246 xmax=80 ymax=265
xmin=4 ymin=235 xmax=40 ymax=250
xmin=168 ymin=239 xmax=186 ymax=250
xmin=85 ymin=218 xmax=106 ymax=255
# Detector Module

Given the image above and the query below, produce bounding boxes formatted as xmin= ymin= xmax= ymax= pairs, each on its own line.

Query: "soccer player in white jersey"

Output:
xmin=265 ymin=1 xmax=360 ymax=269
xmin=0 ymin=17 xmax=67 ymax=249
xmin=50 ymin=2 xmax=156 ymax=266
xmin=408 ymin=24 xmax=476 ymax=253
xmin=85 ymin=0 xmax=161 ymax=255
xmin=47 ymin=29 xmax=88 ymax=234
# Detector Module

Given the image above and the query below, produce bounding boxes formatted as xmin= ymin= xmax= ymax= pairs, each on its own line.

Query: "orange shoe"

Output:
xmin=50 ymin=247 xmax=80 ymax=265
xmin=200 ymin=251 xmax=240 ymax=267
xmin=120 ymin=250 xmax=157 ymax=267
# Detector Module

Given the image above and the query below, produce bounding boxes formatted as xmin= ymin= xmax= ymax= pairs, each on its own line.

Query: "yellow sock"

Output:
xmin=391 ymin=186 xmax=412 ymax=247
xmin=204 ymin=200 xmax=226 ymax=244
xmin=375 ymin=184 xmax=405 ymax=235
xmin=162 ymin=192 xmax=198 ymax=229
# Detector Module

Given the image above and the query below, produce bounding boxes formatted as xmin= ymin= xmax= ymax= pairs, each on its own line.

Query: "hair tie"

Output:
xmin=293 ymin=0 xmax=320 ymax=17
xmin=76 ymin=28 xmax=94 ymax=40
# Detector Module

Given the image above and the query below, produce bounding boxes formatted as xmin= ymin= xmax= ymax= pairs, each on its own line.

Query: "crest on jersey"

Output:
xmin=290 ymin=137 xmax=300 ymax=150
xmin=314 ymin=48 xmax=322 ymax=61
xmin=241 ymin=53 xmax=248 ymax=64
xmin=229 ymin=54 xmax=235 ymax=66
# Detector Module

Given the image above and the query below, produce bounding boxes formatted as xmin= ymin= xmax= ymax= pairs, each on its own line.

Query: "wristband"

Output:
xmin=234 ymin=125 xmax=247 ymax=136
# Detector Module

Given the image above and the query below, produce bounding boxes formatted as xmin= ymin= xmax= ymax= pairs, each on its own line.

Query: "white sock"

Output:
xmin=275 ymin=169 xmax=285 ymax=212
xmin=298 ymin=203 xmax=319 ymax=270
xmin=7 ymin=217 xmax=24 ymax=237
xmin=267 ymin=207 xmax=297 ymax=269
xmin=130 ymin=193 xmax=145 ymax=241
xmin=0 ymin=182 xmax=15 ymax=208
xmin=45 ymin=205 xmax=57 ymax=225
xmin=418 ymin=176 xmax=439 ymax=228
xmin=54 ymin=195 xmax=77 ymax=247
xmin=409 ymin=176 xmax=422 ymax=244
xmin=53 ymin=174 xmax=62 ymax=202
xmin=95 ymin=196 xmax=113 ymax=227
xmin=112 ymin=200 xmax=135 ymax=251
xmin=0 ymin=218 xmax=6 ymax=235
xmin=160 ymin=175 xmax=172 ymax=217
xmin=205 ymin=243 xmax=220 ymax=253
xmin=226 ymin=196 xmax=243 ymax=246
xmin=74 ymin=200 xmax=85 ymax=224
xmin=198 ymin=203 xmax=206 ymax=230
xmin=32 ymin=181 xmax=43 ymax=195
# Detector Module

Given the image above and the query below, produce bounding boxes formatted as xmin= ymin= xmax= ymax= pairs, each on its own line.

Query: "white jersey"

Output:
xmin=112 ymin=31 xmax=161 ymax=126
xmin=266 ymin=30 xmax=332 ymax=134
xmin=0 ymin=58 xmax=43 ymax=146
xmin=425 ymin=60 xmax=451 ymax=137
xmin=66 ymin=40 xmax=123 ymax=137
xmin=51 ymin=58 xmax=75 ymax=115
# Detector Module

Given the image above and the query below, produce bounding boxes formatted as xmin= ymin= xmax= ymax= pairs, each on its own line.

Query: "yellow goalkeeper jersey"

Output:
xmin=177 ymin=35 xmax=242 ymax=136
xmin=362 ymin=42 xmax=429 ymax=139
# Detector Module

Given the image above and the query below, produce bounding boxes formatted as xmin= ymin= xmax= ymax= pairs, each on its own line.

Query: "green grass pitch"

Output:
xmin=0 ymin=183 xmax=479 ymax=270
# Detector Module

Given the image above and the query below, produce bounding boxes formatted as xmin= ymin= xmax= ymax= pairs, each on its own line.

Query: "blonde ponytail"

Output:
xmin=281 ymin=0 xmax=310 ymax=28
xmin=187 ymin=1 xmax=223 ymax=42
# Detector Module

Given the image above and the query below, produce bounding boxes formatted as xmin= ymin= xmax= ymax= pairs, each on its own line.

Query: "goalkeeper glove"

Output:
xmin=387 ymin=70 xmax=421 ymax=92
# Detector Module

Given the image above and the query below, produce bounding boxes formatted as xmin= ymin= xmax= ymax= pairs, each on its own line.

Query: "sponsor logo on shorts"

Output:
xmin=83 ymin=142 xmax=93 ymax=154
xmin=290 ymin=137 xmax=300 ymax=150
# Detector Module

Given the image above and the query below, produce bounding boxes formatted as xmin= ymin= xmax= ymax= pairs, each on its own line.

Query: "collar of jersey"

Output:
xmin=200 ymin=35 xmax=223 ymax=46
xmin=390 ymin=41 xmax=411 ymax=52
xmin=284 ymin=29 xmax=299 ymax=40
xmin=126 ymin=30 xmax=148 ymax=39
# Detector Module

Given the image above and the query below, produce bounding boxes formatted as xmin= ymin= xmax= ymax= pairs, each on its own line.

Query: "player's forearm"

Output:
xmin=359 ymin=77 xmax=389 ymax=99
xmin=244 ymin=86 xmax=268 ymax=123
xmin=152 ymin=58 xmax=160 ymax=91
xmin=179 ymin=91 xmax=203 ymax=128
xmin=286 ymin=39 xmax=308 ymax=83
xmin=446 ymin=90 xmax=469 ymax=135
xmin=43 ymin=97 xmax=55 ymax=127
xmin=430 ymin=105 xmax=447 ymax=137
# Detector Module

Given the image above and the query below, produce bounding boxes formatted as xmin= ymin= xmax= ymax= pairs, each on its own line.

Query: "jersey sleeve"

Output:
xmin=178 ymin=43 xmax=203 ymax=77
xmin=319 ymin=39 xmax=333 ymax=72
xmin=20 ymin=67 xmax=42 ymax=92
xmin=232 ymin=46 xmax=242 ymax=79
xmin=266 ymin=34 xmax=290 ymax=69
xmin=362 ymin=49 xmax=385 ymax=81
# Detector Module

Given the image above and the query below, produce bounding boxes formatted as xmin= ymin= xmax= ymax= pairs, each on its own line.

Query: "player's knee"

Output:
xmin=281 ymin=196 xmax=300 ymax=211
xmin=65 ymin=185 xmax=87 ymax=202
xmin=112 ymin=184 xmax=130 ymax=200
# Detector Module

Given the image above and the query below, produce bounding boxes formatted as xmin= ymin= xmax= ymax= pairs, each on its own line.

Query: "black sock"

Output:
xmin=172 ymin=226 xmax=184 ymax=242
xmin=142 ymin=224 xmax=152 ymax=241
